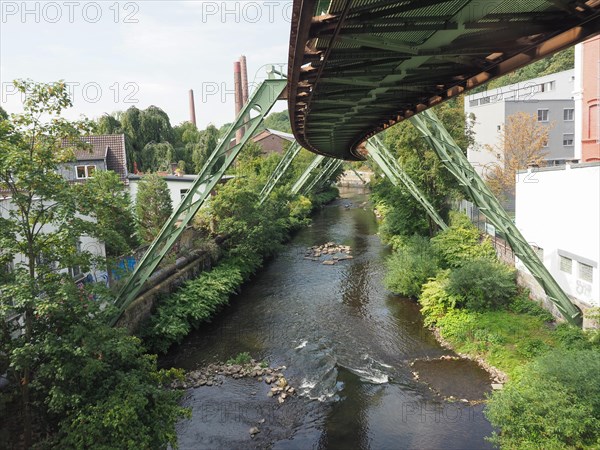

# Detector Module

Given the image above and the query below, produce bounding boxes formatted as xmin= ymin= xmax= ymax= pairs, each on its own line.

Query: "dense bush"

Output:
xmin=384 ymin=235 xmax=439 ymax=298
xmin=486 ymin=349 xmax=600 ymax=449
xmin=430 ymin=212 xmax=496 ymax=268
xmin=27 ymin=284 xmax=187 ymax=449
xmin=448 ymin=259 xmax=517 ymax=311
xmin=143 ymin=260 xmax=244 ymax=353
xmin=418 ymin=270 xmax=461 ymax=326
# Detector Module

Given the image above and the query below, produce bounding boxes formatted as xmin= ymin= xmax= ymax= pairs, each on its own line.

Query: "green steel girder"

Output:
xmin=302 ymin=158 xmax=343 ymax=196
xmin=351 ymin=168 xmax=365 ymax=184
xmin=259 ymin=141 xmax=302 ymax=205
xmin=365 ymin=135 xmax=447 ymax=231
xmin=291 ymin=154 xmax=325 ymax=195
xmin=111 ymin=79 xmax=287 ymax=324
xmin=288 ymin=0 xmax=600 ymax=160
xmin=409 ymin=109 xmax=582 ymax=326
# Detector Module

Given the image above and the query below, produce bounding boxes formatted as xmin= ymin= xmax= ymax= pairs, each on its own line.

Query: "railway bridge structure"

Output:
xmin=112 ymin=0 xmax=600 ymax=326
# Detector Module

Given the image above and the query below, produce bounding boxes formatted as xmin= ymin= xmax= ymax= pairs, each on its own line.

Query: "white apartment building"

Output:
xmin=465 ymin=70 xmax=577 ymax=178
xmin=515 ymin=162 xmax=599 ymax=308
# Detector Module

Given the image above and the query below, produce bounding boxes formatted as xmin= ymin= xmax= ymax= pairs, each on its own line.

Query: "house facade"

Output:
xmin=1 ymin=134 xmax=128 ymax=285
xmin=574 ymin=36 xmax=600 ymax=163
xmin=252 ymin=128 xmax=295 ymax=154
xmin=128 ymin=174 xmax=234 ymax=211
xmin=465 ymin=70 xmax=577 ymax=178
xmin=515 ymin=162 xmax=600 ymax=310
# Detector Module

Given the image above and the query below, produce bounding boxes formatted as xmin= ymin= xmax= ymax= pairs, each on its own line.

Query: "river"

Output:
xmin=161 ymin=188 xmax=495 ymax=449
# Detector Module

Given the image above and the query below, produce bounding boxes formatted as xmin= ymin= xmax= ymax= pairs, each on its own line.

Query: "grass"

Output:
xmin=436 ymin=309 xmax=558 ymax=379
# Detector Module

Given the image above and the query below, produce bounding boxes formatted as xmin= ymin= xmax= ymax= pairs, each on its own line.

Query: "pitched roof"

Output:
xmin=74 ymin=134 xmax=128 ymax=181
xmin=253 ymin=129 xmax=295 ymax=143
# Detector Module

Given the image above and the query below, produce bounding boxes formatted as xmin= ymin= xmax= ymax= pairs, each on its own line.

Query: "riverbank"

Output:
xmin=163 ymin=189 xmax=495 ymax=449
xmin=378 ymin=208 xmax=600 ymax=448
xmin=140 ymin=185 xmax=340 ymax=354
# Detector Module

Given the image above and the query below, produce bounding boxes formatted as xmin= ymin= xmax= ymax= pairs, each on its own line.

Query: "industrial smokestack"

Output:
xmin=239 ymin=55 xmax=249 ymax=137
xmin=239 ymin=55 xmax=249 ymax=103
xmin=188 ymin=89 xmax=197 ymax=127
xmin=234 ymin=61 xmax=244 ymax=144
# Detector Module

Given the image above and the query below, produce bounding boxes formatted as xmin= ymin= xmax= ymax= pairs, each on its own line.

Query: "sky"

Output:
xmin=0 ymin=1 xmax=292 ymax=128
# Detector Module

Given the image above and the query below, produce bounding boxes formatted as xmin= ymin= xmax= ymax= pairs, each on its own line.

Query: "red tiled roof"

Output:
xmin=73 ymin=134 xmax=128 ymax=182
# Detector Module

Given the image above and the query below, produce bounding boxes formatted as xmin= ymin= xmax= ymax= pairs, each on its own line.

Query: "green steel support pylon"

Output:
xmin=259 ymin=141 xmax=302 ymax=204
xmin=302 ymin=158 xmax=342 ymax=195
xmin=409 ymin=109 xmax=582 ymax=326
xmin=291 ymin=155 xmax=325 ymax=195
xmin=351 ymin=168 xmax=365 ymax=184
xmin=365 ymin=135 xmax=447 ymax=231
xmin=111 ymin=79 xmax=287 ymax=324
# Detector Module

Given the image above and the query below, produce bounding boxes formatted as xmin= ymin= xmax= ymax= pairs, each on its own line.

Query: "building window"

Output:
xmin=563 ymin=133 xmax=574 ymax=146
xmin=537 ymin=109 xmax=549 ymax=122
xmin=563 ymin=108 xmax=574 ymax=121
xmin=538 ymin=81 xmax=555 ymax=92
xmin=469 ymin=99 xmax=478 ymax=107
xmin=480 ymin=96 xmax=491 ymax=105
xmin=560 ymin=256 xmax=572 ymax=274
xmin=75 ymin=165 xmax=96 ymax=179
xmin=578 ymin=262 xmax=593 ymax=283
xmin=180 ymin=189 xmax=189 ymax=200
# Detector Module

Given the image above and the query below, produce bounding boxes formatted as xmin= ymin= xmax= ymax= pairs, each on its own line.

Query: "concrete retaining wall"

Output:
xmin=115 ymin=249 xmax=215 ymax=333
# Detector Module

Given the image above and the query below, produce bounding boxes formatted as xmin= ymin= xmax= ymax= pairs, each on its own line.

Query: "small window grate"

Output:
xmin=578 ymin=262 xmax=593 ymax=283
xmin=560 ymin=256 xmax=572 ymax=273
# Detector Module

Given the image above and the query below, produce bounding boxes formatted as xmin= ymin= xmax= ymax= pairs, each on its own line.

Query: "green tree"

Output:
xmin=374 ymin=99 xmax=472 ymax=237
xmin=0 ymin=80 xmax=186 ymax=447
xmin=96 ymin=113 xmax=122 ymax=135
xmin=119 ymin=106 xmax=174 ymax=172
xmin=486 ymin=348 xmax=600 ymax=449
xmin=141 ymin=141 xmax=174 ymax=172
xmin=77 ymin=170 xmax=138 ymax=256
xmin=263 ymin=110 xmax=292 ymax=133
xmin=135 ymin=174 xmax=173 ymax=243
xmin=192 ymin=124 xmax=219 ymax=173
xmin=27 ymin=282 xmax=187 ymax=449
xmin=0 ymin=80 xmax=96 ymax=445
xmin=0 ymin=105 xmax=8 ymax=120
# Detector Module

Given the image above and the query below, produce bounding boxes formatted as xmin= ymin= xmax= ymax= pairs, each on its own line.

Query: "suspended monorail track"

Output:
xmin=288 ymin=0 xmax=600 ymax=160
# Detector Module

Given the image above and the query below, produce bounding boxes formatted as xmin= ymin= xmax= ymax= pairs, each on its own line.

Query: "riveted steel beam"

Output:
xmin=111 ymin=78 xmax=287 ymax=325
xmin=409 ymin=109 xmax=582 ymax=326
xmin=259 ymin=141 xmax=302 ymax=204
xmin=366 ymin=135 xmax=447 ymax=230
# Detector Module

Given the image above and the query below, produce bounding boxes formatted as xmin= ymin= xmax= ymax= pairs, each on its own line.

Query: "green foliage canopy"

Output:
xmin=135 ymin=174 xmax=173 ymax=243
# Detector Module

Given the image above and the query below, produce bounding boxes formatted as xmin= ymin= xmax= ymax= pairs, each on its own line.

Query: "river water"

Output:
xmin=162 ymin=188 xmax=495 ymax=449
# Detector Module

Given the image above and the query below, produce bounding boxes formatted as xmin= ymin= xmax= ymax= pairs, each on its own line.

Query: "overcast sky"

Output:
xmin=0 ymin=1 xmax=292 ymax=128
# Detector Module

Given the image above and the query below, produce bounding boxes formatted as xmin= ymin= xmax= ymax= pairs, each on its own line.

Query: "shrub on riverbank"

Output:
xmin=485 ymin=349 xmax=600 ymax=449
xmin=448 ymin=259 xmax=517 ymax=311
xmin=384 ymin=235 xmax=439 ymax=298
xmin=430 ymin=212 xmax=496 ymax=268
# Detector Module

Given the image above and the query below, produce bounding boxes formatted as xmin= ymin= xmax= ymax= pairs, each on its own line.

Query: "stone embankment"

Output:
xmin=304 ymin=242 xmax=353 ymax=265
xmin=170 ymin=360 xmax=296 ymax=405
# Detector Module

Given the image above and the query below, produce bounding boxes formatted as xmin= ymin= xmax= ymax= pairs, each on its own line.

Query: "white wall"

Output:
xmin=515 ymin=163 xmax=600 ymax=306
xmin=0 ymin=197 xmax=107 ymax=282
xmin=128 ymin=175 xmax=206 ymax=211
xmin=465 ymin=101 xmax=505 ymax=177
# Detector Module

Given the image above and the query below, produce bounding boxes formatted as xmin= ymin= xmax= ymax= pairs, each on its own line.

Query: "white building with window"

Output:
xmin=1 ymin=134 xmax=128 ymax=285
xmin=515 ymin=162 xmax=599 ymax=309
xmin=465 ymin=70 xmax=577 ymax=177
xmin=128 ymin=174 xmax=235 ymax=212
